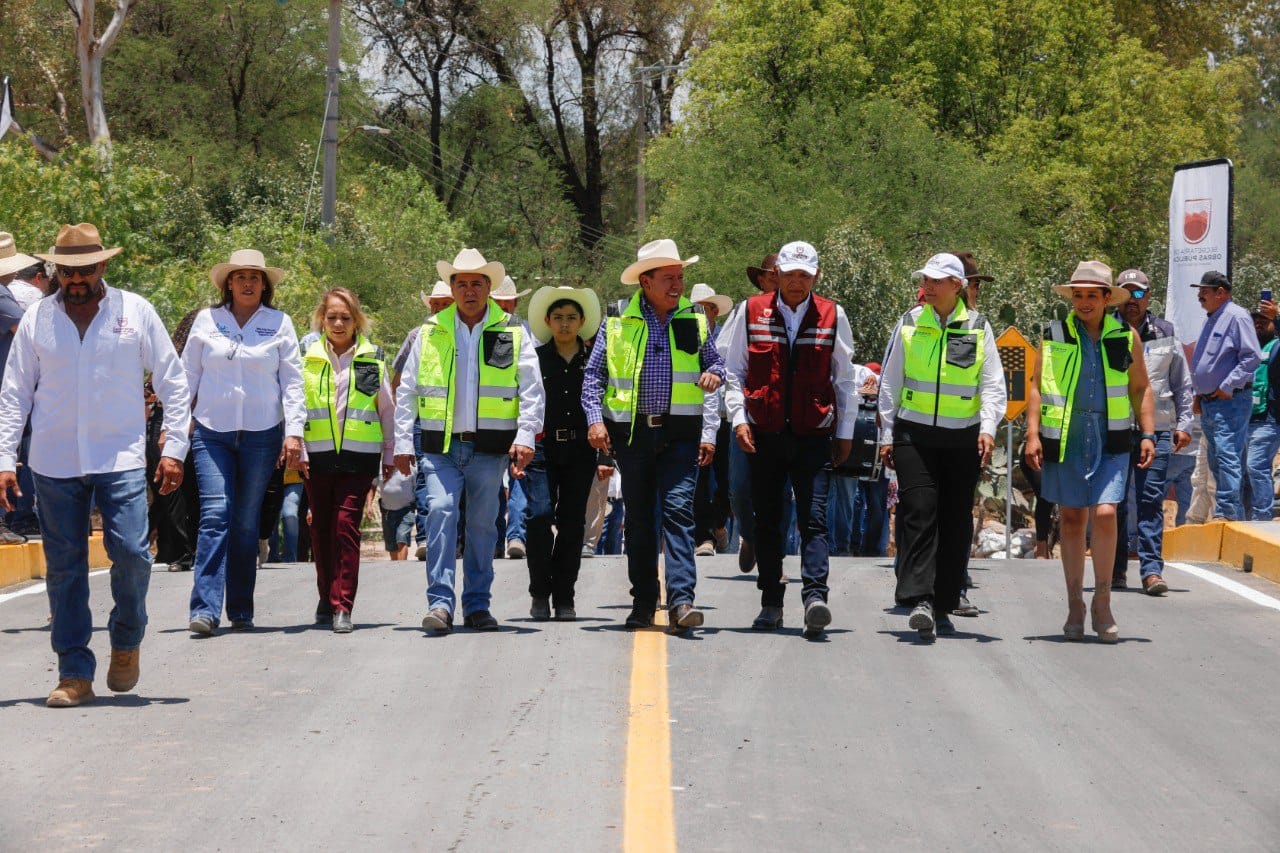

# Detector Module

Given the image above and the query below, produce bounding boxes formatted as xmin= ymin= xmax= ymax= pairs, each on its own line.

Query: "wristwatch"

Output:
xmin=1139 ymin=432 xmax=1157 ymax=443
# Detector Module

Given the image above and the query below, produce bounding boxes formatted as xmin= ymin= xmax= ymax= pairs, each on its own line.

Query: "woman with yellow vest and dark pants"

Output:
xmin=297 ymin=288 xmax=396 ymax=633
xmin=1026 ymin=261 xmax=1154 ymax=643
xmin=878 ymin=254 xmax=1006 ymax=641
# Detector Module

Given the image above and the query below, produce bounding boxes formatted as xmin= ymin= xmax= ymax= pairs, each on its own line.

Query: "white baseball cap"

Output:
xmin=911 ymin=253 xmax=965 ymax=281
xmin=775 ymin=241 xmax=819 ymax=275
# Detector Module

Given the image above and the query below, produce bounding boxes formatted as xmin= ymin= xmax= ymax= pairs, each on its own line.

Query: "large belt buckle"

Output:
xmin=555 ymin=428 xmax=572 ymax=441
xmin=644 ymin=414 xmax=665 ymax=428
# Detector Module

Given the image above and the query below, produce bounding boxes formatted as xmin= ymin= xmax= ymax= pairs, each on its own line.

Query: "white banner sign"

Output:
xmin=1167 ymin=159 xmax=1232 ymax=344
xmin=0 ymin=78 xmax=13 ymax=141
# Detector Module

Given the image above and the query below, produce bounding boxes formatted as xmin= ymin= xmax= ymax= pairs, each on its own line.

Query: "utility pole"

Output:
xmin=633 ymin=63 xmax=686 ymax=238
xmin=321 ymin=0 xmax=340 ymax=233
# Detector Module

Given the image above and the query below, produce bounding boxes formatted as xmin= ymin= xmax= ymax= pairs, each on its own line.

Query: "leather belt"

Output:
xmin=639 ymin=414 xmax=667 ymax=428
xmin=452 ymin=432 xmax=477 ymax=442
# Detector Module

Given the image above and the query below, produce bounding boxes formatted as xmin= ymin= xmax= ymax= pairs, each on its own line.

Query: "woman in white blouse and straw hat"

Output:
xmin=183 ymin=249 xmax=306 ymax=635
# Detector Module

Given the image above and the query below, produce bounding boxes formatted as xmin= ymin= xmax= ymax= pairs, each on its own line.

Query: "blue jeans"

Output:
xmin=615 ymin=424 xmax=699 ymax=608
xmin=278 ymin=482 xmax=304 ymax=562
xmin=1245 ymin=417 xmax=1280 ymax=520
xmin=599 ymin=499 xmax=625 ymax=554
xmin=417 ymin=439 xmax=507 ymax=616
xmin=728 ymin=440 xmax=754 ymax=546
xmin=827 ymin=476 xmax=858 ymax=555
xmin=189 ymin=422 xmax=282 ymax=625
xmin=854 ymin=478 xmax=890 ymax=557
xmin=7 ymin=426 xmax=38 ymax=531
xmin=35 ymin=469 xmax=151 ymax=681
xmin=1114 ymin=431 xmax=1171 ymax=579
xmin=506 ymin=474 xmax=528 ymax=543
xmin=1166 ymin=453 xmax=1196 ymax=526
xmin=1201 ymin=392 xmax=1252 ymax=520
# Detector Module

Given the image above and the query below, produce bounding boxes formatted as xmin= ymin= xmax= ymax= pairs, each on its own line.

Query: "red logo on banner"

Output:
xmin=1183 ymin=198 xmax=1211 ymax=245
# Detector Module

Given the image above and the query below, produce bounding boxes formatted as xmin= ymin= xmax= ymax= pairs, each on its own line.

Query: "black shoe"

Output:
xmin=909 ymin=600 xmax=935 ymax=640
xmin=0 ymin=521 xmax=27 ymax=545
xmin=738 ymin=541 xmax=755 ymax=573
xmin=803 ymin=600 xmax=832 ymax=637
xmin=1111 ymin=575 xmax=1129 ymax=591
xmin=553 ymin=606 xmax=576 ymax=622
xmin=625 ymin=604 xmax=655 ymax=630
xmin=421 ymin=608 xmax=453 ymax=633
xmin=315 ymin=601 xmax=333 ymax=625
xmin=952 ymin=593 xmax=979 ymax=617
xmin=935 ymin=613 xmax=956 ymax=636
xmin=530 ymin=597 xmax=551 ymax=621
xmin=752 ymin=606 xmax=784 ymax=630
xmin=463 ymin=610 xmax=500 ymax=631
xmin=230 ymin=619 xmax=254 ymax=631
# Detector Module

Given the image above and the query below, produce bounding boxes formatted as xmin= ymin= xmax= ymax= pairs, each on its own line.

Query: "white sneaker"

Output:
xmin=506 ymin=539 xmax=526 ymax=559
xmin=694 ymin=540 xmax=716 ymax=557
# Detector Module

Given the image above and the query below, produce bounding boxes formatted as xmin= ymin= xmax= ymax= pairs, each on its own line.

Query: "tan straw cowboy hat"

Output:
xmin=492 ymin=275 xmax=531 ymax=300
xmin=689 ymin=283 xmax=732 ymax=317
xmin=1051 ymin=260 xmax=1129 ymax=306
xmin=34 ymin=223 xmax=123 ymax=266
xmin=528 ymin=285 xmax=602 ymax=345
xmin=0 ymin=232 xmax=38 ymax=278
xmin=209 ymin=248 xmax=287 ymax=288
xmin=621 ymin=239 xmax=699 ymax=285
xmin=437 ymin=248 xmax=505 ymax=286
xmin=419 ymin=280 xmax=453 ymax=306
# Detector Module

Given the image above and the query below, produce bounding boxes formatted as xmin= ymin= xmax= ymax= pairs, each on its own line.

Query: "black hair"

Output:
xmin=545 ymin=298 xmax=585 ymax=319
xmin=16 ymin=262 xmax=44 ymax=280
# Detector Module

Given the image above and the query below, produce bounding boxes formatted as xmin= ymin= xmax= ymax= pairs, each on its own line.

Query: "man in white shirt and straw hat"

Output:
xmin=394 ymin=248 xmax=545 ymax=633
xmin=689 ymin=283 xmax=734 ymax=558
xmin=0 ymin=223 xmax=191 ymax=707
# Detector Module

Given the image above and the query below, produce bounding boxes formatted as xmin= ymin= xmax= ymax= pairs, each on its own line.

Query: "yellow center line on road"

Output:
xmin=623 ymin=559 xmax=676 ymax=853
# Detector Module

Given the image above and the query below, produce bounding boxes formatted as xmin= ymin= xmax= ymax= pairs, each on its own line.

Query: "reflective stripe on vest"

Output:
xmin=896 ymin=303 xmax=985 ymax=431
xmin=416 ymin=301 xmax=522 ymax=453
xmin=602 ymin=291 xmax=707 ymax=441
xmin=1038 ymin=311 xmax=1134 ymax=462
xmin=302 ymin=334 xmax=384 ymax=458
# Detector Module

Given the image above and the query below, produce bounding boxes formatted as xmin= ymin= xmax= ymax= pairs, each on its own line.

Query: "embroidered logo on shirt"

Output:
xmin=255 ymin=326 xmax=278 ymax=336
xmin=112 ymin=316 xmax=135 ymax=336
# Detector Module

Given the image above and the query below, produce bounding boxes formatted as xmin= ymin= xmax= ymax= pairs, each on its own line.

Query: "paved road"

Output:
xmin=2 ymin=554 xmax=1279 ymax=851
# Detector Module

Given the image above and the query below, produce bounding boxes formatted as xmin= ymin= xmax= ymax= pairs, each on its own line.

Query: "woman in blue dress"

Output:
xmin=1025 ymin=261 xmax=1155 ymax=643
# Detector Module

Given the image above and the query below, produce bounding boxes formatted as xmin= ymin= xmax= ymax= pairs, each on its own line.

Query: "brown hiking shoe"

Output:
xmin=106 ymin=648 xmax=140 ymax=692
xmin=47 ymin=678 xmax=95 ymax=708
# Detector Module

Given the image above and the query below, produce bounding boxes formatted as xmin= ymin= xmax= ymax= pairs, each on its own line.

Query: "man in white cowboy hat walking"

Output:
xmin=720 ymin=241 xmax=857 ymax=636
xmin=582 ymin=239 xmax=724 ymax=633
xmin=0 ymin=223 xmax=191 ymax=707
xmin=689 ymin=283 xmax=734 ymax=557
xmin=394 ymin=248 xmax=544 ymax=633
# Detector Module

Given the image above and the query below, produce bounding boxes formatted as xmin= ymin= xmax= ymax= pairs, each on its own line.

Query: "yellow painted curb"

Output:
xmin=0 ymin=533 xmax=113 ymax=589
xmin=1163 ymin=522 xmax=1225 ymax=563
xmin=1164 ymin=521 xmax=1280 ymax=585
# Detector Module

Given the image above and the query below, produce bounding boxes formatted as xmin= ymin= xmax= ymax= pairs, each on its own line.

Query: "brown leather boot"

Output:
xmin=47 ymin=678 xmax=95 ymax=708
xmin=106 ymin=648 xmax=140 ymax=692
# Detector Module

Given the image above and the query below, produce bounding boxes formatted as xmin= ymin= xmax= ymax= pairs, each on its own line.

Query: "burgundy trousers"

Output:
xmin=305 ymin=470 xmax=373 ymax=614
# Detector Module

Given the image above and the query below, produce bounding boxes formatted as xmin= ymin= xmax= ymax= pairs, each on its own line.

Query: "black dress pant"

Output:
xmin=525 ymin=442 xmax=596 ymax=607
xmin=694 ymin=422 xmax=731 ymax=544
xmin=893 ymin=436 xmax=981 ymax=613
xmin=145 ymin=407 xmax=195 ymax=568
xmin=748 ymin=431 xmax=831 ymax=608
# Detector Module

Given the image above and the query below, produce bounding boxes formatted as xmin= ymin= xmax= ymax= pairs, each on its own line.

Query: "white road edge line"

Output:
xmin=0 ymin=568 xmax=110 ymax=605
xmin=1165 ymin=561 xmax=1280 ymax=612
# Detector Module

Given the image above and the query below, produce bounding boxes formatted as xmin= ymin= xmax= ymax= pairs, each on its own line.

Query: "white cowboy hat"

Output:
xmin=620 ymin=238 xmax=699 ymax=285
xmin=33 ymin=223 xmax=123 ymax=267
xmin=492 ymin=275 xmax=531 ymax=300
xmin=436 ymin=248 xmax=505 ymax=287
xmin=208 ymin=248 xmax=287 ymax=288
xmin=419 ymin=280 xmax=453 ymax=306
xmin=688 ymin=283 xmax=732 ymax=317
xmin=528 ymin=285 xmax=603 ymax=345
xmin=1051 ymin=260 xmax=1129 ymax=306
xmin=0 ymin=232 xmax=38 ymax=278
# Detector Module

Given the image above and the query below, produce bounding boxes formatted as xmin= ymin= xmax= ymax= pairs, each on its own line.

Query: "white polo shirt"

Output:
xmin=182 ymin=305 xmax=306 ymax=437
xmin=0 ymin=286 xmax=191 ymax=477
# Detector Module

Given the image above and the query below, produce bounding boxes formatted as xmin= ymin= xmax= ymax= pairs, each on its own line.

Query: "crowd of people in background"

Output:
xmin=0 ymin=222 xmax=1275 ymax=707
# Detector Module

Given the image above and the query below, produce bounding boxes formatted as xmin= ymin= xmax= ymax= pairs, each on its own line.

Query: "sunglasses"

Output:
xmin=1125 ymin=287 xmax=1148 ymax=298
xmin=57 ymin=263 xmax=99 ymax=278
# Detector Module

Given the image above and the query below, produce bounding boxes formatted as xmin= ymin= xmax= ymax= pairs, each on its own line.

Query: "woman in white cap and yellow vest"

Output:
xmin=298 ymin=288 xmax=396 ymax=633
xmin=878 ymin=253 xmax=1006 ymax=642
xmin=1025 ymin=261 xmax=1155 ymax=643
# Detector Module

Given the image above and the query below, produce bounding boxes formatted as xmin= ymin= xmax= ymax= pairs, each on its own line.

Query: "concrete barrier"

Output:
xmin=0 ymin=534 xmax=112 ymax=589
xmin=1164 ymin=521 xmax=1280 ymax=586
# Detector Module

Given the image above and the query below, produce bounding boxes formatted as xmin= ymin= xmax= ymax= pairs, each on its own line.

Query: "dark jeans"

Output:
xmin=524 ymin=443 xmax=595 ymax=607
xmin=894 ymin=438 xmax=980 ymax=612
xmin=306 ymin=470 xmax=373 ymax=614
xmin=1114 ymin=431 xmax=1171 ymax=580
xmin=614 ymin=424 xmax=699 ymax=608
xmin=146 ymin=409 xmax=195 ymax=568
xmin=747 ymin=431 xmax=831 ymax=608
xmin=852 ymin=477 xmax=890 ymax=557
xmin=694 ymin=423 xmax=731 ymax=544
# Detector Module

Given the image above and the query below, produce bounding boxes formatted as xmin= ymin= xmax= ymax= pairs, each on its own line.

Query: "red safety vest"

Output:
xmin=743 ymin=292 xmax=839 ymax=435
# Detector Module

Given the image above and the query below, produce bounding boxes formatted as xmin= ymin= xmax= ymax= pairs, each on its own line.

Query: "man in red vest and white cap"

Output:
xmin=719 ymin=240 xmax=857 ymax=637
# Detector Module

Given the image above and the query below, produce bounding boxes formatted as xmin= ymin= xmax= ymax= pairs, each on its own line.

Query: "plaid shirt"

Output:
xmin=582 ymin=295 xmax=725 ymax=423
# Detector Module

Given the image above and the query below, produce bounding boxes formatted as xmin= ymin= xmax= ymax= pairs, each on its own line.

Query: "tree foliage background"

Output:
xmin=0 ymin=0 xmax=1276 ymax=355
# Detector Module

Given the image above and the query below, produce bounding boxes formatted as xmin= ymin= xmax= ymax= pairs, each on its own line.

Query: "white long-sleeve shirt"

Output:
xmin=394 ymin=307 xmax=545 ymax=455
xmin=0 ymin=286 xmax=191 ymax=477
xmin=877 ymin=303 xmax=1006 ymax=444
xmin=182 ymin=305 xmax=306 ymax=437
xmin=718 ymin=295 xmax=859 ymax=439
